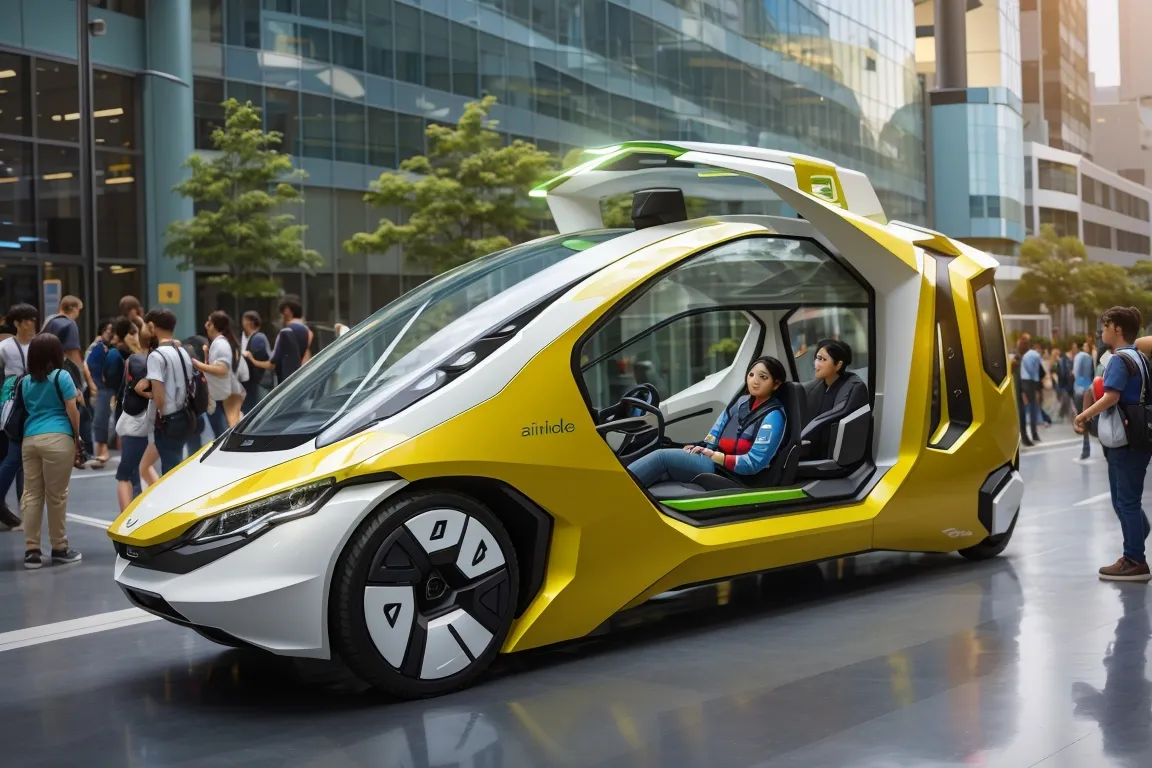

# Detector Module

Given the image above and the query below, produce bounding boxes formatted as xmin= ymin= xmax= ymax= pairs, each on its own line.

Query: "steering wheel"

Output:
xmin=596 ymin=385 xmax=666 ymax=463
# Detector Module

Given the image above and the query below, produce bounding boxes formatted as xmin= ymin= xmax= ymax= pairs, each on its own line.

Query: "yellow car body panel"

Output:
xmin=107 ymin=199 xmax=1019 ymax=660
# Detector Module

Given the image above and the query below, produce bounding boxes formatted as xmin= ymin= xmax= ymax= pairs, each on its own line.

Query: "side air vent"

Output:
xmin=927 ymin=252 xmax=973 ymax=450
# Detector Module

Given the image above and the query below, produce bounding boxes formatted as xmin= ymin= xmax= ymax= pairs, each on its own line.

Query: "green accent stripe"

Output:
xmin=662 ymin=487 xmax=807 ymax=513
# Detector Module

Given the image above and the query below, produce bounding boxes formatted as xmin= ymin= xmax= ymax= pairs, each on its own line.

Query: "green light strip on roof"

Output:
xmin=662 ymin=487 xmax=807 ymax=513
xmin=530 ymin=142 xmax=688 ymax=197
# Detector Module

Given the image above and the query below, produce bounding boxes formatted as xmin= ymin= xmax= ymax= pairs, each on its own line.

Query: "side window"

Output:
xmin=973 ymin=280 xmax=1008 ymax=384
xmin=786 ymin=307 xmax=871 ymax=384
xmin=581 ymin=310 xmax=753 ymax=410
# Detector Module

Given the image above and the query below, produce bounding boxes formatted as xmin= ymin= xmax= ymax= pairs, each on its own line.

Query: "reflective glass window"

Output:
xmin=192 ymin=0 xmax=224 ymax=43
xmin=96 ymin=151 xmax=139 ymax=260
xmin=365 ymin=0 xmax=394 ymax=78
xmin=973 ymin=282 xmax=1008 ymax=384
xmin=93 ymin=70 xmax=136 ymax=150
xmin=397 ymin=115 xmax=424 ymax=162
xmin=0 ymin=53 xmax=31 ymax=137
xmin=367 ymin=107 xmax=397 ymax=167
xmin=334 ymin=100 xmax=366 ymax=163
xmin=36 ymin=144 xmax=81 ymax=255
xmin=333 ymin=31 xmax=364 ymax=71
xmin=0 ymin=139 xmax=35 ymax=253
xmin=299 ymin=25 xmax=331 ymax=62
xmin=265 ymin=87 xmax=300 ymax=156
xmin=34 ymin=60 xmax=79 ymax=143
xmin=193 ymin=78 xmax=225 ymax=151
xmin=331 ymin=0 xmax=363 ymax=26
xmin=451 ymin=22 xmax=479 ymax=98
xmin=394 ymin=4 xmax=422 ymax=85
xmin=479 ymin=33 xmax=506 ymax=103
xmin=301 ymin=94 xmax=333 ymax=160
xmin=299 ymin=0 xmax=329 ymax=21
xmin=424 ymin=14 xmax=451 ymax=93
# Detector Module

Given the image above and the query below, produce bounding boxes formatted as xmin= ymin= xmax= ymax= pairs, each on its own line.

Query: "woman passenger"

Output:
xmin=628 ymin=356 xmax=788 ymax=488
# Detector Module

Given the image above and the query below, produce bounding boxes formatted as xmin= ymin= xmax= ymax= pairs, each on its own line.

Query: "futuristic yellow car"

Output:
xmin=108 ymin=142 xmax=1023 ymax=699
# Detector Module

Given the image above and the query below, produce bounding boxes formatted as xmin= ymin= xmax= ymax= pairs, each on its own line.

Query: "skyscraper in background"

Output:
xmin=1020 ymin=0 xmax=1091 ymax=155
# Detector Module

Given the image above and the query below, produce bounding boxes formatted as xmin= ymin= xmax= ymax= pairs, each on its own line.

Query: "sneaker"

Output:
xmin=49 ymin=548 xmax=81 ymax=565
xmin=1022 ymin=437 xmax=1035 ymax=448
xmin=1098 ymin=557 xmax=1152 ymax=582
xmin=0 ymin=505 xmax=20 ymax=530
xmin=23 ymin=551 xmax=41 ymax=570
xmin=1031 ymin=433 xmax=1042 ymax=443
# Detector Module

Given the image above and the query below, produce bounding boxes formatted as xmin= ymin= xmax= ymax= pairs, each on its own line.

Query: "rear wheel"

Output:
xmin=958 ymin=511 xmax=1018 ymax=561
xmin=330 ymin=490 xmax=519 ymax=699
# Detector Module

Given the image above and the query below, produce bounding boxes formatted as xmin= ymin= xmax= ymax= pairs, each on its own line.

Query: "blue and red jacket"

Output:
xmin=703 ymin=394 xmax=786 ymax=474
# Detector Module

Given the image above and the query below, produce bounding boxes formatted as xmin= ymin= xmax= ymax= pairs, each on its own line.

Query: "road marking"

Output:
xmin=68 ymin=513 xmax=114 ymax=530
xmin=0 ymin=608 xmax=159 ymax=653
xmin=1074 ymin=491 xmax=1113 ymax=507
xmin=70 ymin=470 xmax=117 ymax=480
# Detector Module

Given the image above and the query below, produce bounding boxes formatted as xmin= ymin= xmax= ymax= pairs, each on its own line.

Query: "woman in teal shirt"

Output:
xmin=20 ymin=333 xmax=82 ymax=570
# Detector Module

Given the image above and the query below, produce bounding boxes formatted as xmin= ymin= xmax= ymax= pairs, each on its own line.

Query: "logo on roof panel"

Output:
xmin=809 ymin=175 xmax=840 ymax=204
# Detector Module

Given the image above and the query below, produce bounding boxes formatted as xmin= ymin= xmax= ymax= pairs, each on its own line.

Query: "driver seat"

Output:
xmin=648 ymin=381 xmax=805 ymax=500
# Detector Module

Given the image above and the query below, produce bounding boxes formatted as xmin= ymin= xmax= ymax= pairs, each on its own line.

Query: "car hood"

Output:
xmin=107 ymin=428 xmax=409 ymax=546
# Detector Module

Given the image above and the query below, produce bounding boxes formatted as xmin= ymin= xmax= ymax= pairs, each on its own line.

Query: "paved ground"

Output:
xmin=1 ymin=424 xmax=1148 ymax=767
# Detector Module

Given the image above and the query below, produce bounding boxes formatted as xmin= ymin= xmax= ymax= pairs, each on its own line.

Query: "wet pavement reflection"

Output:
xmin=2 ymin=438 xmax=1151 ymax=767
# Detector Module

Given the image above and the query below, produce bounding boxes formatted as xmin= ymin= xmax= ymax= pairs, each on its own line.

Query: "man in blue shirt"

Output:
xmin=1019 ymin=339 xmax=1044 ymax=444
xmin=1072 ymin=341 xmax=1095 ymax=460
xmin=1075 ymin=307 xmax=1151 ymax=581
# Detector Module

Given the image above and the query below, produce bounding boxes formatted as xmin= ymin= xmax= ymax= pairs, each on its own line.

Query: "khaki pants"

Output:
xmin=21 ymin=433 xmax=74 ymax=552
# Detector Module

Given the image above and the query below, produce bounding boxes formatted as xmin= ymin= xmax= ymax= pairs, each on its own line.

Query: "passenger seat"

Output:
xmin=797 ymin=374 xmax=871 ymax=480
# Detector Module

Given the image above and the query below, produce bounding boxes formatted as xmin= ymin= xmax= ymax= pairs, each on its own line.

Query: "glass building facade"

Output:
xmin=1 ymin=0 xmax=927 ymax=333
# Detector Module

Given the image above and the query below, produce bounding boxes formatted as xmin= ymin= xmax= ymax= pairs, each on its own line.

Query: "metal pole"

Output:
xmin=77 ymin=1 xmax=99 ymax=337
xmin=934 ymin=0 xmax=969 ymax=90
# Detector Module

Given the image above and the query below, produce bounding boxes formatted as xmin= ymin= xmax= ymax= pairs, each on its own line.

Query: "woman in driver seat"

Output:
xmin=628 ymin=356 xmax=788 ymax=488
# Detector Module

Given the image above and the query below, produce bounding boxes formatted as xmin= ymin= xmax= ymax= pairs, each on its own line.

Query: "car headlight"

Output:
xmin=189 ymin=478 xmax=336 ymax=543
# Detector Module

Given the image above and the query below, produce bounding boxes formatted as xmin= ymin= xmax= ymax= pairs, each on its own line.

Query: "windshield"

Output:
xmin=238 ymin=230 xmax=630 ymax=438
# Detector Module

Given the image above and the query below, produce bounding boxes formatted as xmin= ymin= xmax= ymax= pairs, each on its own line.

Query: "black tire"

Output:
xmin=958 ymin=511 xmax=1018 ymax=561
xmin=329 ymin=490 xmax=519 ymax=699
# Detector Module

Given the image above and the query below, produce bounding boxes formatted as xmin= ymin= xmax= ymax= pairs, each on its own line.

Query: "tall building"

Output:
xmin=1019 ymin=0 xmax=1090 ymax=155
xmin=1092 ymin=0 xmax=1152 ymax=187
xmin=914 ymin=0 xmax=1026 ymax=257
xmin=1117 ymin=0 xmax=1152 ymax=107
xmin=0 ymin=0 xmax=928 ymax=333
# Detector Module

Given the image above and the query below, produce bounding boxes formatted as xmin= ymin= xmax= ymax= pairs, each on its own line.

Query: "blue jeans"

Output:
xmin=0 ymin=433 xmax=23 ymax=506
xmin=155 ymin=427 xmax=189 ymax=476
xmin=92 ymin=386 xmax=114 ymax=445
xmin=206 ymin=401 xmax=228 ymax=440
xmin=1021 ymin=380 xmax=1042 ymax=437
xmin=116 ymin=435 xmax=147 ymax=498
xmin=1106 ymin=446 xmax=1152 ymax=563
xmin=629 ymin=448 xmax=718 ymax=487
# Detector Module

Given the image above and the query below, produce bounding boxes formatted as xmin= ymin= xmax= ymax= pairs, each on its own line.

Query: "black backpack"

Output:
xmin=152 ymin=344 xmax=207 ymax=440
xmin=102 ymin=347 xmax=124 ymax=391
xmin=1114 ymin=350 xmax=1152 ymax=453
xmin=120 ymin=352 xmax=151 ymax=417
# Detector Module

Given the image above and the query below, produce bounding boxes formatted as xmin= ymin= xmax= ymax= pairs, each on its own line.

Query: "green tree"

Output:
xmin=346 ymin=96 xmax=556 ymax=274
xmin=166 ymin=99 xmax=321 ymax=299
xmin=1010 ymin=224 xmax=1086 ymax=313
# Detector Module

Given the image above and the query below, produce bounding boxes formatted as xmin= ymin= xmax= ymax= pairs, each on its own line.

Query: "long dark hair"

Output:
xmin=208 ymin=311 xmax=241 ymax=366
xmin=26 ymin=333 xmax=64 ymax=382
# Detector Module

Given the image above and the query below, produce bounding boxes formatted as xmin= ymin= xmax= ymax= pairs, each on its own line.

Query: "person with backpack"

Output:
xmin=144 ymin=309 xmax=205 ymax=475
xmin=1074 ymin=307 xmax=1152 ymax=581
xmin=85 ymin=319 xmax=114 ymax=468
xmin=244 ymin=297 xmax=312 ymax=386
xmin=0 ymin=303 xmax=35 ymax=530
xmin=192 ymin=311 xmax=247 ymax=437
xmin=18 ymin=333 xmax=82 ymax=570
xmin=1073 ymin=340 xmax=1095 ymax=460
xmin=113 ymin=319 xmax=154 ymax=511
xmin=41 ymin=295 xmax=93 ymax=463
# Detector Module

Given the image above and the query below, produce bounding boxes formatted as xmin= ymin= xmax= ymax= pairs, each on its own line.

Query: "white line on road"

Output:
xmin=1074 ymin=491 xmax=1113 ymax=507
xmin=0 ymin=608 xmax=159 ymax=653
xmin=68 ymin=513 xmax=114 ymax=529
xmin=1021 ymin=437 xmax=1084 ymax=451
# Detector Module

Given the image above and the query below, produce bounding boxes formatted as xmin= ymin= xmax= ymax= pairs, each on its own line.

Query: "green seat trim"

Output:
xmin=662 ymin=487 xmax=807 ymax=513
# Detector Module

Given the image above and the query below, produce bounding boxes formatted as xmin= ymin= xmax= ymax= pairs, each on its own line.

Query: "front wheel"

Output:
xmin=958 ymin=511 xmax=1018 ymax=561
xmin=330 ymin=490 xmax=519 ymax=699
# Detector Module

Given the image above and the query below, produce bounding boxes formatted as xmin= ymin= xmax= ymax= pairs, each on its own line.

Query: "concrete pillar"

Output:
xmin=934 ymin=0 xmax=968 ymax=90
xmin=142 ymin=0 xmax=195 ymax=334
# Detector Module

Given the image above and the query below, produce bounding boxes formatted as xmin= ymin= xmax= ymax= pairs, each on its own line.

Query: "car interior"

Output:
xmin=581 ymin=189 xmax=881 ymax=524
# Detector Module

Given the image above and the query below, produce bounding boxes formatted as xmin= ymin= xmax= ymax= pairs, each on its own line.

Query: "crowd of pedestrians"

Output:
xmin=0 ymin=294 xmax=318 ymax=570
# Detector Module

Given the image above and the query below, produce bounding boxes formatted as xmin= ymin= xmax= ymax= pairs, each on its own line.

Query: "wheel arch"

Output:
xmin=396 ymin=476 xmax=553 ymax=618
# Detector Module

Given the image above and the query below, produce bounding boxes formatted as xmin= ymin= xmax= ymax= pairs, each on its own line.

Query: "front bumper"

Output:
xmin=114 ymin=479 xmax=406 ymax=658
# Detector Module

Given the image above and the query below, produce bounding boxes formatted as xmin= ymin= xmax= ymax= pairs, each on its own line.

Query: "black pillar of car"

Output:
xmin=631 ymin=189 xmax=687 ymax=229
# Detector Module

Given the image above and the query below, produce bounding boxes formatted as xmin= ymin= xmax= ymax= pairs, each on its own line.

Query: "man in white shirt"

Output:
xmin=143 ymin=309 xmax=202 ymax=475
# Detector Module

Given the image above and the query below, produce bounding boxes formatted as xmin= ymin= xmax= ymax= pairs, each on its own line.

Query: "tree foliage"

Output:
xmin=1011 ymin=224 xmax=1152 ymax=325
xmin=346 ymin=96 xmax=556 ymax=274
xmin=166 ymin=99 xmax=321 ymax=298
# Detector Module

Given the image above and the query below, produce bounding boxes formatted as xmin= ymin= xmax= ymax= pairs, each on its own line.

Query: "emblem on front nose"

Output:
xmin=125 ymin=518 xmax=138 ymax=530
